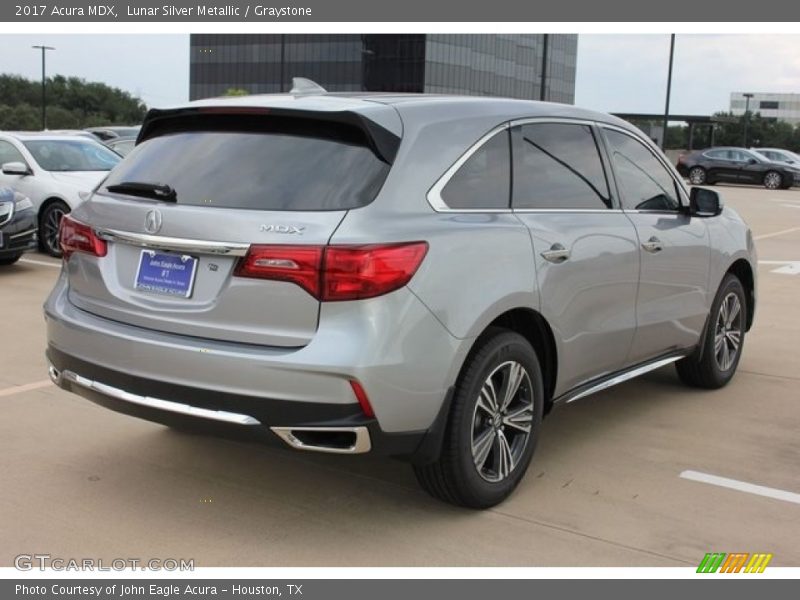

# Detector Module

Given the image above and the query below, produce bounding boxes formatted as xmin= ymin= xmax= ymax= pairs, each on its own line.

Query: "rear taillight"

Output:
xmin=59 ymin=215 xmax=107 ymax=260
xmin=322 ymin=243 xmax=428 ymax=301
xmin=234 ymin=245 xmax=324 ymax=298
xmin=235 ymin=242 xmax=428 ymax=301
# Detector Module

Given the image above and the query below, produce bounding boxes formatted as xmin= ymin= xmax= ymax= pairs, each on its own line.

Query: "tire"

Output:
xmin=414 ymin=328 xmax=544 ymax=508
xmin=763 ymin=171 xmax=783 ymax=190
xmin=0 ymin=254 xmax=22 ymax=266
xmin=676 ymin=274 xmax=746 ymax=389
xmin=688 ymin=167 xmax=707 ymax=185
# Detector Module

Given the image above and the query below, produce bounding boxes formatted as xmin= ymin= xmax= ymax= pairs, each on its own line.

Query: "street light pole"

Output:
xmin=32 ymin=45 xmax=55 ymax=130
xmin=661 ymin=34 xmax=675 ymax=150
xmin=742 ymin=93 xmax=754 ymax=148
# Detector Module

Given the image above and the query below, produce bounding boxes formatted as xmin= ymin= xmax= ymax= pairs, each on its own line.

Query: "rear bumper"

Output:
xmin=47 ymin=345 xmax=449 ymax=461
xmin=45 ymin=273 xmax=466 ymax=460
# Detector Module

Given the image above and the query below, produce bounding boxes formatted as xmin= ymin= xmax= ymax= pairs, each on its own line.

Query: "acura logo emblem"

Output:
xmin=144 ymin=209 xmax=162 ymax=234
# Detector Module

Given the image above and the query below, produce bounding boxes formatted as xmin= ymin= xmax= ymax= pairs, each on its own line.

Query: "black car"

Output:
xmin=0 ymin=187 xmax=37 ymax=265
xmin=676 ymin=147 xmax=800 ymax=190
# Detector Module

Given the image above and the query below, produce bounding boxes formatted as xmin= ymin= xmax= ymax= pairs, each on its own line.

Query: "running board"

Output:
xmin=556 ymin=354 xmax=686 ymax=405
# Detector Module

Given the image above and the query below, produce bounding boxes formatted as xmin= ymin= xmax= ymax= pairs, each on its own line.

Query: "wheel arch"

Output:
xmin=726 ymin=258 xmax=755 ymax=331
xmin=38 ymin=195 xmax=72 ymax=222
xmin=462 ymin=308 xmax=558 ymax=414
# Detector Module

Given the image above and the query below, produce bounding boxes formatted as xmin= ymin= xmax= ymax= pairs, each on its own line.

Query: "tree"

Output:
xmin=0 ymin=73 xmax=147 ymax=130
xmin=223 ymin=87 xmax=250 ymax=96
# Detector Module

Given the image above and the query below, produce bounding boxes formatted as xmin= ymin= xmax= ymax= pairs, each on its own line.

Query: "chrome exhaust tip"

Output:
xmin=270 ymin=426 xmax=371 ymax=454
xmin=48 ymin=364 xmax=61 ymax=385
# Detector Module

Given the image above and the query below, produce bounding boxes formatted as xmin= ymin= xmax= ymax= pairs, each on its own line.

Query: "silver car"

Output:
xmin=45 ymin=92 xmax=757 ymax=508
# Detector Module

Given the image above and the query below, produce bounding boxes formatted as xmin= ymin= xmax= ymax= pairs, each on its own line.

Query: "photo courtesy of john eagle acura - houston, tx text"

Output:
xmin=45 ymin=80 xmax=757 ymax=508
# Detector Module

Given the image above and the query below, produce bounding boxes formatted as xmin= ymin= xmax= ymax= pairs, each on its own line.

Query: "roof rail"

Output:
xmin=289 ymin=78 xmax=328 ymax=96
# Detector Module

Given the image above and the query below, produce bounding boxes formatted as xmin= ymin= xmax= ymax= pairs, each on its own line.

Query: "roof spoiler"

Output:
xmin=137 ymin=105 xmax=401 ymax=164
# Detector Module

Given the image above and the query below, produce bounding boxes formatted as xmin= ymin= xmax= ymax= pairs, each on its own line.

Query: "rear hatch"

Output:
xmin=64 ymin=104 xmax=400 ymax=347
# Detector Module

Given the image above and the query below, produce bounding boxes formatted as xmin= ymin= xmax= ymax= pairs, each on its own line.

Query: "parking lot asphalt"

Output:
xmin=1 ymin=185 xmax=798 ymax=567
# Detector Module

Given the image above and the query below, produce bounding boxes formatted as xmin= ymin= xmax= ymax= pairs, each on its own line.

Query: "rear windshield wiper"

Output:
xmin=105 ymin=181 xmax=177 ymax=202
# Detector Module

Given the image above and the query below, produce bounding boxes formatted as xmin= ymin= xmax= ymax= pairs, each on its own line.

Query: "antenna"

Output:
xmin=289 ymin=78 xmax=328 ymax=95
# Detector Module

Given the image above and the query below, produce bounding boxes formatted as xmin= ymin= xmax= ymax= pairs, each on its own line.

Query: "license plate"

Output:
xmin=134 ymin=250 xmax=198 ymax=298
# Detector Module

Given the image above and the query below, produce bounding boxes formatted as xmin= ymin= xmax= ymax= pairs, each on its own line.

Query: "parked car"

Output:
xmin=677 ymin=146 xmax=800 ymax=189
xmin=0 ymin=186 xmax=37 ymax=265
xmin=85 ymin=126 xmax=141 ymax=142
xmin=106 ymin=137 xmax=136 ymax=157
xmin=0 ymin=133 xmax=122 ymax=256
xmin=751 ymin=147 xmax=800 ymax=166
xmin=45 ymin=92 xmax=757 ymax=508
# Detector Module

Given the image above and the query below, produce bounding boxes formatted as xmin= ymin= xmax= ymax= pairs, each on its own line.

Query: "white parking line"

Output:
xmin=0 ymin=380 xmax=53 ymax=398
xmin=758 ymin=260 xmax=800 ymax=275
xmin=754 ymin=227 xmax=800 ymax=241
xmin=680 ymin=470 xmax=800 ymax=505
xmin=18 ymin=258 xmax=60 ymax=269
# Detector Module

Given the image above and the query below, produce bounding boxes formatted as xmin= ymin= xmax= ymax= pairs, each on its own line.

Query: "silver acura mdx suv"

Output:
xmin=45 ymin=90 xmax=757 ymax=508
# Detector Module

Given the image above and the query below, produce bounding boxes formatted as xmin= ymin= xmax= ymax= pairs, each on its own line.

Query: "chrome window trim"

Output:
xmin=513 ymin=208 xmax=624 ymax=214
xmin=95 ymin=228 xmax=251 ymax=256
xmin=426 ymin=123 xmax=511 ymax=213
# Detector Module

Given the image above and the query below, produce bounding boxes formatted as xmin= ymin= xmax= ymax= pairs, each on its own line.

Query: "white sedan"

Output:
xmin=0 ymin=133 xmax=122 ymax=256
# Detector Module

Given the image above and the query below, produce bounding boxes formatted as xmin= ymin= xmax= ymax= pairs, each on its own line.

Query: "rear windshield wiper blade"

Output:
xmin=105 ymin=181 xmax=177 ymax=202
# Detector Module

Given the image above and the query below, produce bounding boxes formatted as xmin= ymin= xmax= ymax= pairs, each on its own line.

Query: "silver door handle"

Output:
xmin=641 ymin=236 xmax=663 ymax=253
xmin=541 ymin=243 xmax=570 ymax=263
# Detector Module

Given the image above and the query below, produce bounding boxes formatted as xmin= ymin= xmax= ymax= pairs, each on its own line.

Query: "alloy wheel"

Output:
xmin=689 ymin=168 xmax=706 ymax=185
xmin=764 ymin=172 xmax=782 ymax=189
xmin=714 ymin=292 xmax=743 ymax=372
xmin=470 ymin=360 xmax=534 ymax=483
xmin=43 ymin=205 xmax=67 ymax=255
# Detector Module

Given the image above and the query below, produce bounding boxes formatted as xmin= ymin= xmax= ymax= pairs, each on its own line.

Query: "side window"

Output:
xmin=440 ymin=130 xmax=511 ymax=210
xmin=604 ymin=129 xmax=682 ymax=212
xmin=705 ymin=149 xmax=727 ymax=160
xmin=512 ymin=123 xmax=611 ymax=209
xmin=0 ymin=140 xmax=26 ymax=166
xmin=730 ymin=150 xmax=749 ymax=162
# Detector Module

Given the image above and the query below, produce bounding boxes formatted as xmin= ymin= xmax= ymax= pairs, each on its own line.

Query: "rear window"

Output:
xmin=101 ymin=117 xmax=391 ymax=211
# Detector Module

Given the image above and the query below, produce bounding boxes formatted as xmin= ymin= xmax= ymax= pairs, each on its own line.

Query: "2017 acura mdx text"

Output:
xmin=45 ymin=86 xmax=757 ymax=508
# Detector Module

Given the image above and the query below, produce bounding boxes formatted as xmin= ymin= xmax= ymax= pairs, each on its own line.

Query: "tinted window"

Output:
xmin=760 ymin=100 xmax=779 ymax=109
xmin=0 ymin=140 xmax=26 ymax=165
xmin=604 ymin=129 xmax=682 ymax=212
xmin=24 ymin=140 xmax=121 ymax=172
xmin=705 ymin=149 xmax=728 ymax=160
xmin=513 ymin=123 xmax=610 ymax=209
xmin=102 ymin=120 xmax=390 ymax=211
xmin=440 ymin=130 xmax=510 ymax=210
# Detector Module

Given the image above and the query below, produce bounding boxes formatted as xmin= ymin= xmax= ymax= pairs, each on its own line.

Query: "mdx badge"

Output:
xmin=144 ymin=209 xmax=163 ymax=234
xmin=260 ymin=224 xmax=305 ymax=234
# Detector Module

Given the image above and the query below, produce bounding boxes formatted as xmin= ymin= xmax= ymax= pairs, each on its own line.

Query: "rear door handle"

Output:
xmin=641 ymin=236 xmax=663 ymax=253
xmin=541 ymin=243 xmax=570 ymax=263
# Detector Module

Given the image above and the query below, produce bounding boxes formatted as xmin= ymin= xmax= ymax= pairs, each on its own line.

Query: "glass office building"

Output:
xmin=190 ymin=34 xmax=577 ymax=104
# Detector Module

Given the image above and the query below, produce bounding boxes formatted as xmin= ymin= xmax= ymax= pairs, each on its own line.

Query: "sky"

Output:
xmin=0 ymin=34 xmax=190 ymax=108
xmin=1 ymin=34 xmax=799 ymax=115
xmin=576 ymin=34 xmax=800 ymax=115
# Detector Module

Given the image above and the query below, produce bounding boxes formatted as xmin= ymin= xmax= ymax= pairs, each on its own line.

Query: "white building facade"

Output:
xmin=730 ymin=92 xmax=800 ymax=125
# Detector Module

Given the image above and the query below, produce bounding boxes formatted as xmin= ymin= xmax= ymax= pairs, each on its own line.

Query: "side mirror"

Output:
xmin=1 ymin=161 xmax=30 ymax=176
xmin=747 ymin=158 xmax=757 ymax=165
xmin=690 ymin=187 xmax=723 ymax=217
